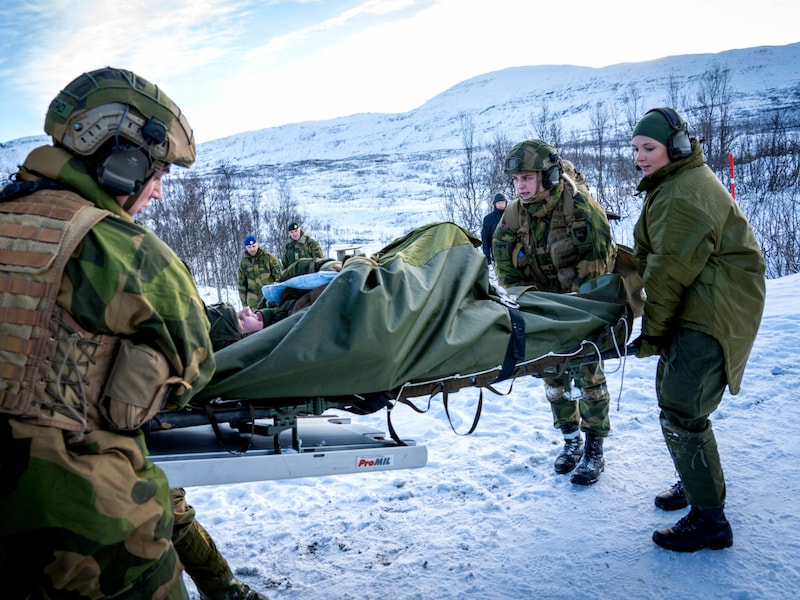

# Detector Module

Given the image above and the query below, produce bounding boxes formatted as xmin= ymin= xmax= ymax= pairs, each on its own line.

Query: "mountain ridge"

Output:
xmin=3 ymin=42 xmax=798 ymax=171
xmin=2 ymin=43 xmax=798 ymax=254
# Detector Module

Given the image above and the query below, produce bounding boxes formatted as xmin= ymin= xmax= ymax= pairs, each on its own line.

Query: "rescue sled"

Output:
xmin=146 ymin=222 xmax=636 ymax=486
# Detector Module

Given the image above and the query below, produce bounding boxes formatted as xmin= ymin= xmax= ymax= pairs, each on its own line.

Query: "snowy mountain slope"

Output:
xmin=3 ymin=43 xmax=798 ymax=169
xmin=2 ymin=43 xmax=798 ymax=255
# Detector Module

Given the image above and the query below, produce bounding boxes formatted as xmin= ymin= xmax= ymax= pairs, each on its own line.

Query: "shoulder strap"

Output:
xmin=0 ymin=179 xmax=72 ymax=203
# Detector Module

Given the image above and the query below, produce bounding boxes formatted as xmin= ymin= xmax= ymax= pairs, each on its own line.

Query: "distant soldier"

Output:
xmin=282 ymin=221 xmax=323 ymax=268
xmin=238 ymin=235 xmax=281 ymax=309
xmin=481 ymin=192 xmax=507 ymax=265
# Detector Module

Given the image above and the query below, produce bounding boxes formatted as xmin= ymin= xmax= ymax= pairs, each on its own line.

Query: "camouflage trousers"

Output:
xmin=172 ymin=488 xmax=239 ymax=597
xmin=543 ymin=362 xmax=610 ymax=436
xmin=0 ymin=417 xmax=187 ymax=599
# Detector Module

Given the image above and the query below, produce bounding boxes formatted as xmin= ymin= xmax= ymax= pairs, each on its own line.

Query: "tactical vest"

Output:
xmin=0 ymin=190 xmax=117 ymax=434
xmin=504 ymin=185 xmax=585 ymax=292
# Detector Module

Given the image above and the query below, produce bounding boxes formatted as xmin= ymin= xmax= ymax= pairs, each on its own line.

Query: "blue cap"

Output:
xmin=244 ymin=236 xmax=257 ymax=247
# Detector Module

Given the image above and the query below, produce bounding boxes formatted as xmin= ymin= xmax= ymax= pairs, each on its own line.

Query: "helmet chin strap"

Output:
xmin=121 ymin=190 xmax=141 ymax=213
xmin=120 ymin=170 xmax=154 ymax=214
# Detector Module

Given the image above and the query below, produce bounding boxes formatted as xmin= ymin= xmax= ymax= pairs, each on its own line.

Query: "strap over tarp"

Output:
xmin=196 ymin=222 xmax=631 ymax=402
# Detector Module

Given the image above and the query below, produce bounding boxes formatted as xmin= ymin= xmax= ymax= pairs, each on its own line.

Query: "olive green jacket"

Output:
xmin=282 ymin=231 xmax=323 ymax=268
xmin=633 ymin=140 xmax=766 ymax=394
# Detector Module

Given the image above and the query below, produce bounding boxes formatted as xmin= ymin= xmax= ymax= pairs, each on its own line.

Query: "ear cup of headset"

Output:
xmin=97 ymin=147 xmax=150 ymax=196
xmin=542 ymin=165 xmax=561 ymax=189
xmin=647 ymin=107 xmax=692 ymax=160
xmin=668 ymin=128 xmax=692 ymax=160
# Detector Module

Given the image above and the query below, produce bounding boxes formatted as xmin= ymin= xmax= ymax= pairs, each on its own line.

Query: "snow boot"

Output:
xmin=570 ymin=432 xmax=604 ymax=486
xmin=655 ymin=480 xmax=688 ymax=511
xmin=652 ymin=506 xmax=733 ymax=552
xmin=554 ymin=425 xmax=583 ymax=474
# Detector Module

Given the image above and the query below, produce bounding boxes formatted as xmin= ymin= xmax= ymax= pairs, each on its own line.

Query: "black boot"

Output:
xmin=652 ymin=506 xmax=733 ymax=552
xmin=655 ymin=480 xmax=688 ymax=511
xmin=554 ymin=425 xmax=583 ymax=474
xmin=570 ymin=432 xmax=604 ymax=486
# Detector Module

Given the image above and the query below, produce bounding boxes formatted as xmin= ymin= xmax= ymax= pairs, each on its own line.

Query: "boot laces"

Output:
xmin=673 ymin=508 xmax=705 ymax=533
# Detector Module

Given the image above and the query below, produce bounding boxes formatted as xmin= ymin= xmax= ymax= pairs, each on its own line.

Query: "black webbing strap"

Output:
xmin=204 ymin=401 xmax=256 ymax=455
xmin=386 ymin=381 xmax=485 ymax=444
xmin=442 ymin=388 xmax=483 ymax=436
xmin=0 ymin=179 xmax=71 ymax=202
xmin=494 ymin=305 xmax=526 ymax=382
xmin=386 ymin=407 xmax=408 ymax=447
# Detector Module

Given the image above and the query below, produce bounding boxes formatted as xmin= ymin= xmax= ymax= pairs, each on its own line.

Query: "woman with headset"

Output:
xmin=630 ymin=108 xmax=766 ymax=552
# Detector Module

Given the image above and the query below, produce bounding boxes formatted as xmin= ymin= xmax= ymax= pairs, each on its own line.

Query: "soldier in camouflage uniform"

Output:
xmin=492 ymin=140 xmax=616 ymax=486
xmin=631 ymin=108 xmax=765 ymax=552
xmin=0 ymin=68 xmax=266 ymax=599
xmin=238 ymin=235 xmax=281 ymax=309
xmin=282 ymin=222 xmax=323 ymax=269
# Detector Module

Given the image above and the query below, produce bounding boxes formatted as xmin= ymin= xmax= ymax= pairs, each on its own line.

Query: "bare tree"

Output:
xmin=589 ymin=101 xmax=611 ymax=204
xmin=439 ymin=113 xmax=486 ymax=234
xmin=260 ymin=177 xmax=312 ymax=263
xmin=486 ymin=130 xmax=514 ymax=204
xmin=531 ymin=103 xmax=564 ymax=149
xmin=663 ymin=71 xmax=690 ymax=112
xmin=621 ymin=83 xmax=644 ymax=132
xmin=694 ymin=63 xmax=736 ymax=174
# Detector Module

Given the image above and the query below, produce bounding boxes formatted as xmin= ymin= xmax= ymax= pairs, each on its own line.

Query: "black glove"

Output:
xmin=629 ymin=334 xmax=667 ymax=358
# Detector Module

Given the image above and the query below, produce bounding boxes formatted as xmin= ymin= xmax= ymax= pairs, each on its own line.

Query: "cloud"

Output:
xmin=1 ymin=0 xmax=798 ymax=143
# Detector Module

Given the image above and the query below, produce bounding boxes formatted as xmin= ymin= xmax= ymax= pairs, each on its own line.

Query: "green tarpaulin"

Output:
xmin=196 ymin=222 xmax=631 ymax=402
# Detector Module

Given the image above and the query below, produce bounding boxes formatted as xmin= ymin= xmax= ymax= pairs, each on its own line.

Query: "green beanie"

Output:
xmin=632 ymin=110 xmax=672 ymax=146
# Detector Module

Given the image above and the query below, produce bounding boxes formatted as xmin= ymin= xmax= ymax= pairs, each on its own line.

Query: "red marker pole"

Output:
xmin=729 ymin=153 xmax=736 ymax=200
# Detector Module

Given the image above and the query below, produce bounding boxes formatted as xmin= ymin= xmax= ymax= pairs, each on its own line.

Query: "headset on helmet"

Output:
xmin=44 ymin=67 xmax=196 ymax=196
xmin=646 ymin=107 xmax=692 ymax=160
xmin=503 ymin=139 xmax=563 ymax=189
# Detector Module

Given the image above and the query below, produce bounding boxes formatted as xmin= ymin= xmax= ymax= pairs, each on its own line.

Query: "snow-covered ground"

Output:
xmin=183 ymin=272 xmax=800 ymax=599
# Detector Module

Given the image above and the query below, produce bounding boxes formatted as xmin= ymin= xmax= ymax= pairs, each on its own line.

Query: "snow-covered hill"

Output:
xmin=2 ymin=42 xmax=799 ymax=253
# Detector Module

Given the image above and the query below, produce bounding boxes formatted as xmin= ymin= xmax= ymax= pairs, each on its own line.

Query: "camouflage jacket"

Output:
xmin=3 ymin=145 xmax=215 ymax=409
xmin=238 ymin=247 xmax=281 ymax=308
xmin=633 ymin=141 xmax=766 ymax=393
xmin=282 ymin=232 xmax=324 ymax=268
xmin=492 ymin=182 xmax=615 ymax=292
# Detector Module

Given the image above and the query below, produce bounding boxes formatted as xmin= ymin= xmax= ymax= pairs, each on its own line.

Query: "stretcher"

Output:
xmin=146 ymin=222 xmax=636 ymax=486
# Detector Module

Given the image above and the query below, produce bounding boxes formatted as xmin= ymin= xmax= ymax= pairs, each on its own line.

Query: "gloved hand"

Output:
xmin=629 ymin=334 xmax=667 ymax=358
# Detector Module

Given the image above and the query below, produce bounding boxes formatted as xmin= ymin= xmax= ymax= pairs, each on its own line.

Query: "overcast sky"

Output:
xmin=1 ymin=0 xmax=797 ymax=144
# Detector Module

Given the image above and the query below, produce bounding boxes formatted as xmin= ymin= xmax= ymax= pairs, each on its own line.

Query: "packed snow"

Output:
xmin=182 ymin=271 xmax=800 ymax=599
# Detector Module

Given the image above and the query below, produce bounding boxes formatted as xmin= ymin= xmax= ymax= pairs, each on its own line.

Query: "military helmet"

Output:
xmin=44 ymin=67 xmax=195 ymax=174
xmin=503 ymin=139 xmax=559 ymax=174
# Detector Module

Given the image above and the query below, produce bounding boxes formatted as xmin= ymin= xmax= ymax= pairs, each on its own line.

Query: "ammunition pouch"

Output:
xmin=550 ymin=236 xmax=578 ymax=291
xmin=100 ymin=339 xmax=190 ymax=431
xmin=550 ymin=235 xmax=578 ymax=269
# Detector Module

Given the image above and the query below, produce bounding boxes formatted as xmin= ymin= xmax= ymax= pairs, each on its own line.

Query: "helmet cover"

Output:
xmin=504 ymin=139 xmax=559 ymax=174
xmin=44 ymin=67 xmax=195 ymax=171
